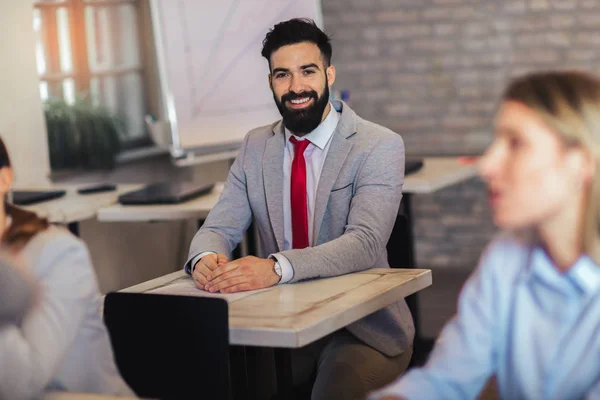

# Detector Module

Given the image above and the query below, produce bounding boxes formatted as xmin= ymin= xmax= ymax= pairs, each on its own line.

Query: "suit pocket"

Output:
xmin=324 ymin=183 xmax=353 ymax=237
xmin=331 ymin=182 xmax=353 ymax=192
xmin=329 ymin=182 xmax=353 ymax=207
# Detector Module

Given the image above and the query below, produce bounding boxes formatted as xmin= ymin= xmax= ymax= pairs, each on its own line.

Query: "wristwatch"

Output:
xmin=271 ymin=257 xmax=282 ymax=279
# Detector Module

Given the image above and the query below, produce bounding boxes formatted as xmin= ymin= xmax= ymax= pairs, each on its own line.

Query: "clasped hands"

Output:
xmin=192 ymin=253 xmax=281 ymax=293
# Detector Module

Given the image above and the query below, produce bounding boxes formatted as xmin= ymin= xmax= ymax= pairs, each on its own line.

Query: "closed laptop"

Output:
xmin=118 ymin=182 xmax=214 ymax=205
xmin=12 ymin=190 xmax=66 ymax=206
xmin=405 ymin=159 xmax=424 ymax=175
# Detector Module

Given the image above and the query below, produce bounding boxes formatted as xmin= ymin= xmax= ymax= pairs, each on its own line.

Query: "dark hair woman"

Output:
xmin=0 ymin=137 xmax=133 ymax=398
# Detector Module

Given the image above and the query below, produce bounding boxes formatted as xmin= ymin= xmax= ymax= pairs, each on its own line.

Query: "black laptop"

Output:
xmin=118 ymin=182 xmax=214 ymax=205
xmin=405 ymin=159 xmax=424 ymax=175
xmin=104 ymin=293 xmax=230 ymax=399
xmin=12 ymin=190 xmax=66 ymax=206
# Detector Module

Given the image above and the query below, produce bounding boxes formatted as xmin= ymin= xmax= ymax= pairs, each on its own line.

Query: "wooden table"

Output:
xmin=97 ymin=183 xmax=223 ymax=223
xmin=97 ymin=158 xmax=476 ymax=223
xmin=122 ymin=267 xmax=431 ymax=399
xmin=16 ymin=184 xmax=140 ymax=235
xmin=122 ymin=268 xmax=432 ymax=348
xmin=403 ymin=157 xmax=476 ymax=194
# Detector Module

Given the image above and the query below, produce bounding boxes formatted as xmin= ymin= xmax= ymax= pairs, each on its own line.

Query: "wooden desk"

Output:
xmin=96 ymin=158 xmax=476 ymax=223
xmin=16 ymin=184 xmax=140 ymax=235
xmin=122 ymin=268 xmax=432 ymax=348
xmin=121 ymin=267 xmax=430 ymax=399
xmin=97 ymin=183 xmax=223 ymax=223
xmin=403 ymin=157 xmax=476 ymax=194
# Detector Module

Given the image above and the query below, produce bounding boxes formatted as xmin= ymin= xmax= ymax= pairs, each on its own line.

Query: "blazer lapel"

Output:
xmin=312 ymin=102 xmax=356 ymax=243
xmin=263 ymin=121 xmax=286 ymax=252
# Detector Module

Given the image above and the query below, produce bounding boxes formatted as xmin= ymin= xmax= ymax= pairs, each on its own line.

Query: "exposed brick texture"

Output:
xmin=322 ymin=0 xmax=598 ymax=269
xmin=323 ymin=0 xmax=600 ymax=155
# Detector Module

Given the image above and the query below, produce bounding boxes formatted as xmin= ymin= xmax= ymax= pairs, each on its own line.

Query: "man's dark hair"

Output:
xmin=261 ymin=18 xmax=332 ymax=69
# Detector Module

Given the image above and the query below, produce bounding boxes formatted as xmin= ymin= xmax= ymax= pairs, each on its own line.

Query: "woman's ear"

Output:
xmin=0 ymin=167 xmax=14 ymax=196
xmin=565 ymin=148 xmax=595 ymax=187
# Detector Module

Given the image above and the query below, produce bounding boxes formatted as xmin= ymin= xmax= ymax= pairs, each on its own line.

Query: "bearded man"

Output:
xmin=185 ymin=18 xmax=413 ymax=400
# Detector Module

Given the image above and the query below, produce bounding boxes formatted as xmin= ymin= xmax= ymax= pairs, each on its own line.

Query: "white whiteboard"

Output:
xmin=150 ymin=0 xmax=323 ymax=157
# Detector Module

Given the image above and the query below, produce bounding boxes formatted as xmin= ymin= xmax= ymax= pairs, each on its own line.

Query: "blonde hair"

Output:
xmin=503 ymin=71 xmax=600 ymax=263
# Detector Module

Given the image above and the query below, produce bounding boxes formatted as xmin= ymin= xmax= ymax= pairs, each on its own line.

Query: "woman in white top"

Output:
xmin=0 ymin=254 xmax=35 ymax=327
xmin=372 ymin=71 xmax=600 ymax=400
xmin=0 ymin=138 xmax=133 ymax=398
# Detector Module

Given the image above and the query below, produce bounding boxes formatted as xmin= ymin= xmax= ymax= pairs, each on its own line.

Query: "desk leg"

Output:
xmin=230 ymin=346 xmax=249 ymax=400
xmin=230 ymin=346 xmax=258 ymax=400
xmin=67 ymin=222 xmax=79 ymax=237
xmin=274 ymin=348 xmax=293 ymax=400
xmin=402 ymin=194 xmax=419 ymax=335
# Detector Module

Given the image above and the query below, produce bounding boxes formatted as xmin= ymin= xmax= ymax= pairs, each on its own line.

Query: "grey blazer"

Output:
xmin=0 ymin=255 xmax=33 ymax=327
xmin=186 ymin=101 xmax=414 ymax=356
xmin=0 ymin=226 xmax=133 ymax=399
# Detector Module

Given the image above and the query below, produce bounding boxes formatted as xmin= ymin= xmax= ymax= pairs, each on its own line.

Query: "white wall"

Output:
xmin=0 ymin=1 xmax=232 ymax=293
xmin=0 ymin=0 xmax=50 ymax=186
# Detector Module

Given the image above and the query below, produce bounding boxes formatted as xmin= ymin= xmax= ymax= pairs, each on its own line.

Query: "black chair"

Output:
xmin=103 ymin=292 xmax=230 ymax=400
xmin=386 ymin=207 xmax=413 ymax=269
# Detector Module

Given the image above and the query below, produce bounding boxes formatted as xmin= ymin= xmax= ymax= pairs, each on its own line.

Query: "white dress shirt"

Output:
xmin=273 ymin=104 xmax=340 ymax=282
xmin=191 ymin=104 xmax=340 ymax=284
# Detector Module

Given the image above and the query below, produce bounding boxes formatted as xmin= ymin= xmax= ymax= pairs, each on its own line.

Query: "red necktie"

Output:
xmin=290 ymin=137 xmax=311 ymax=249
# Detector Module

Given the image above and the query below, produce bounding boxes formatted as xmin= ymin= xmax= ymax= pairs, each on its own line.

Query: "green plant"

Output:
xmin=43 ymin=97 xmax=122 ymax=170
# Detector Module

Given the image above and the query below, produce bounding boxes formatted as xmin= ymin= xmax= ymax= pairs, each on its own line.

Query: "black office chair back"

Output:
xmin=387 ymin=211 xmax=414 ymax=269
xmin=103 ymin=292 xmax=230 ymax=400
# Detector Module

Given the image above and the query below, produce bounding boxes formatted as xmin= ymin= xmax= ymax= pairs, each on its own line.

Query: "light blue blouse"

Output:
xmin=372 ymin=233 xmax=600 ymax=400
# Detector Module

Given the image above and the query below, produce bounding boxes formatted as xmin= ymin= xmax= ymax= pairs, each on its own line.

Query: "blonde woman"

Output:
xmin=0 ymin=138 xmax=133 ymax=398
xmin=371 ymin=71 xmax=600 ymax=400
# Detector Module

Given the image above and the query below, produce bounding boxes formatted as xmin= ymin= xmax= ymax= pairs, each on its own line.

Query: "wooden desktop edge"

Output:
xmin=229 ymin=269 xmax=432 ymax=348
xmin=119 ymin=268 xmax=432 ymax=348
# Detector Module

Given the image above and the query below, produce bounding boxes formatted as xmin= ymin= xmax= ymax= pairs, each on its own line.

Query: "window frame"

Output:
xmin=34 ymin=0 xmax=154 ymax=149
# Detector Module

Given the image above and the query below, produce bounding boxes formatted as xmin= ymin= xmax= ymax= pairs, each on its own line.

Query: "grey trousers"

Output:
xmin=290 ymin=329 xmax=413 ymax=400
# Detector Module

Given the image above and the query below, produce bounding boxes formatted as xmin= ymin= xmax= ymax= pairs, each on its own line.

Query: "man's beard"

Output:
xmin=273 ymin=82 xmax=330 ymax=136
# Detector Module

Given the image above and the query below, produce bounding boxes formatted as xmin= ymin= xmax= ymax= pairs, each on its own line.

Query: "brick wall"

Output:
xmin=412 ymin=176 xmax=496 ymax=268
xmin=322 ymin=0 xmax=600 ymax=269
